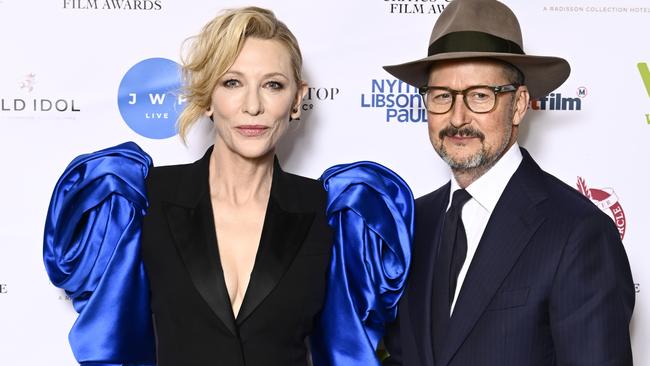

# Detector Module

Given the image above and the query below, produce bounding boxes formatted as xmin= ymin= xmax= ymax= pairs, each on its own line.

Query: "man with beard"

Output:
xmin=381 ymin=0 xmax=635 ymax=365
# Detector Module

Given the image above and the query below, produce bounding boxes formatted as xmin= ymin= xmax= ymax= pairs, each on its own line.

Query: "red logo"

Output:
xmin=577 ymin=177 xmax=626 ymax=240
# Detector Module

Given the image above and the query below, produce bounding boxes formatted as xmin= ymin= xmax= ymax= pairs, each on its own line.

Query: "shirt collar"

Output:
xmin=449 ymin=142 xmax=523 ymax=213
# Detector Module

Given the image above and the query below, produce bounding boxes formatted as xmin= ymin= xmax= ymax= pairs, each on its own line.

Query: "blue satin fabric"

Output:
xmin=311 ymin=161 xmax=414 ymax=366
xmin=43 ymin=142 xmax=156 ymax=366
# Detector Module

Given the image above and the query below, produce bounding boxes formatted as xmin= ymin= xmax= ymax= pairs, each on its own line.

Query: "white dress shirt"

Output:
xmin=447 ymin=143 xmax=523 ymax=314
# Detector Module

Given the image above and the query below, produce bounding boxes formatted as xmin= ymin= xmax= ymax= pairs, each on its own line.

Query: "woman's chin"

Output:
xmin=231 ymin=145 xmax=276 ymax=161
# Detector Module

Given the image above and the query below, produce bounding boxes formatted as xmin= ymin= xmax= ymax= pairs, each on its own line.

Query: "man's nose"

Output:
xmin=449 ymin=93 xmax=470 ymax=127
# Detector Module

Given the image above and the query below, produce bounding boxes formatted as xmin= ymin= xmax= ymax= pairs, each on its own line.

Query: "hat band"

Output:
xmin=428 ymin=31 xmax=524 ymax=56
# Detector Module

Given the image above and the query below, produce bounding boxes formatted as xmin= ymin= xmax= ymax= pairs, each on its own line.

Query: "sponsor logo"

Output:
xmin=543 ymin=5 xmax=650 ymax=14
xmin=117 ymin=57 xmax=184 ymax=139
xmin=638 ymin=62 xmax=650 ymax=124
xmin=0 ymin=283 xmax=7 ymax=294
xmin=361 ymin=78 xmax=426 ymax=123
xmin=639 ymin=63 xmax=650 ymax=97
xmin=576 ymin=177 xmax=626 ymax=240
xmin=300 ymin=87 xmax=340 ymax=117
xmin=63 ymin=0 xmax=162 ymax=10
xmin=385 ymin=0 xmax=451 ymax=15
xmin=529 ymin=86 xmax=586 ymax=111
xmin=0 ymin=73 xmax=81 ymax=118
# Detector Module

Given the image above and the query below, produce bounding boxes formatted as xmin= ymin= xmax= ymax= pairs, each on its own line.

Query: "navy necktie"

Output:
xmin=446 ymin=189 xmax=472 ymax=307
xmin=432 ymin=188 xmax=472 ymax=358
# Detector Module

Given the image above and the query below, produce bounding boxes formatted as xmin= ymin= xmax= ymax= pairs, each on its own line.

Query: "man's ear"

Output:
xmin=512 ymin=86 xmax=530 ymax=126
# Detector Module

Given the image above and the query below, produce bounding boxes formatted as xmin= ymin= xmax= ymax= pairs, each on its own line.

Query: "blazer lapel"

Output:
xmin=409 ymin=183 xmax=449 ymax=366
xmin=164 ymin=200 xmax=238 ymax=335
xmin=437 ymin=150 xmax=548 ymax=365
xmin=162 ymin=147 xmax=238 ymax=335
xmin=161 ymin=152 xmax=316 ymax=332
xmin=235 ymin=158 xmax=315 ymax=324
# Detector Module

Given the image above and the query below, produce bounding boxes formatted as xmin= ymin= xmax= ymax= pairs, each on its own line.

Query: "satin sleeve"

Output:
xmin=310 ymin=161 xmax=414 ymax=366
xmin=43 ymin=142 xmax=156 ymax=366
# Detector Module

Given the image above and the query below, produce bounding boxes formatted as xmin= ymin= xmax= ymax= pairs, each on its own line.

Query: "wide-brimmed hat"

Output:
xmin=383 ymin=0 xmax=570 ymax=99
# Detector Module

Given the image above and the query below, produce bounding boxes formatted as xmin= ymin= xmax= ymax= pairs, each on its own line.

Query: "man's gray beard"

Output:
xmin=439 ymin=146 xmax=487 ymax=170
xmin=436 ymin=121 xmax=513 ymax=172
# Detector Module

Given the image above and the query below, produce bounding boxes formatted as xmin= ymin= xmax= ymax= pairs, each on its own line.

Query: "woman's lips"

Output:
xmin=236 ymin=125 xmax=269 ymax=137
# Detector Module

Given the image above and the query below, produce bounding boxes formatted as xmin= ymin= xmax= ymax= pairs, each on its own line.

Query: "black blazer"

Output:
xmin=384 ymin=148 xmax=634 ymax=366
xmin=141 ymin=147 xmax=333 ymax=366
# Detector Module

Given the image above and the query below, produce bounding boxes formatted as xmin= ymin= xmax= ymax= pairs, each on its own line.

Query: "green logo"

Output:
xmin=639 ymin=63 xmax=650 ymax=124
xmin=639 ymin=63 xmax=650 ymax=97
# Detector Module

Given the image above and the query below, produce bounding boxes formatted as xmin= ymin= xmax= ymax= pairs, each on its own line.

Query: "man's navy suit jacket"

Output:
xmin=384 ymin=148 xmax=635 ymax=366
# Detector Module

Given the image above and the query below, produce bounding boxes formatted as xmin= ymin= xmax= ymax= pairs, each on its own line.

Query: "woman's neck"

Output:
xmin=209 ymin=141 xmax=274 ymax=206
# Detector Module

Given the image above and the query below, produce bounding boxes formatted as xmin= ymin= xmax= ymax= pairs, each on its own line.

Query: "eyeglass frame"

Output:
xmin=418 ymin=83 xmax=521 ymax=114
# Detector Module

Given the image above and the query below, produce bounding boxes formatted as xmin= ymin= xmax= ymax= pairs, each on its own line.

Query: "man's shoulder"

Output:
xmin=415 ymin=183 xmax=449 ymax=211
xmin=531 ymin=165 xmax=602 ymax=216
xmin=516 ymin=156 xmax=608 ymax=224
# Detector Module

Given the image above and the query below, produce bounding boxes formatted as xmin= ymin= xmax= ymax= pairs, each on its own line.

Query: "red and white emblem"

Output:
xmin=576 ymin=177 xmax=626 ymax=240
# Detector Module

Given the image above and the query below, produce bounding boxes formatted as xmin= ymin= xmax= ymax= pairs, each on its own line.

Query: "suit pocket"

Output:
xmin=486 ymin=287 xmax=530 ymax=311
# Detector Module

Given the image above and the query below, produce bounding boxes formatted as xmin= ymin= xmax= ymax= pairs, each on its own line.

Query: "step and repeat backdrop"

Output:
xmin=0 ymin=0 xmax=648 ymax=364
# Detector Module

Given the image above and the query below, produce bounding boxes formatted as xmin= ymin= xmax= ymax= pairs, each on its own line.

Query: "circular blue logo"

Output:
xmin=118 ymin=58 xmax=185 ymax=139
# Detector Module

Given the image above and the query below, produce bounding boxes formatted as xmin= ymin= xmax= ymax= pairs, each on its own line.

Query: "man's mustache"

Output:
xmin=439 ymin=126 xmax=485 ymax=141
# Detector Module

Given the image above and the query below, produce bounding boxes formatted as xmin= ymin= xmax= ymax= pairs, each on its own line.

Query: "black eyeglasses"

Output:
xmin=418 ymin=84 xmax=521 ymax=114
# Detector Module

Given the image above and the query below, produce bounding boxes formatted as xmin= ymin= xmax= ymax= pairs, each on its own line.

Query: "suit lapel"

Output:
xmin=437 ymin=150 xmax=548 ymax=365
xmin=235 ymin=199 xmax=314 ymax=324
xmin=162 ymin=151 xmax=316 ymax=333
xmin=409 ymin=184 xmax=449 ymax=365
xmin=162 ymin=150 xmax=316 ymax=333
xmin=162 ymin=147 xmax=238 ymax=335
xmin=236 ymin=157 xmax=315 ymax=324
xmin=165 ymin=200 xmax=238 ymax=335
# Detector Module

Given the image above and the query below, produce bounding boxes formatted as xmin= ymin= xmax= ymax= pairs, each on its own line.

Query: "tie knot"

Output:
xmin=450 ymin=189 xmax=472 ymax=210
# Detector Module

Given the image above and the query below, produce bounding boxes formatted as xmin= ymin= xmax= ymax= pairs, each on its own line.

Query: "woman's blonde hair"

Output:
xmin=177 ymin=6 xmax=303 ymax=141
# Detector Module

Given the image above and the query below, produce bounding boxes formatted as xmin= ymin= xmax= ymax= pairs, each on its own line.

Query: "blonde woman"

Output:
xmin=140 ymin=7 xmax=332 ymax=365
xmin=44 ymin=7 xmax=414 ymax=366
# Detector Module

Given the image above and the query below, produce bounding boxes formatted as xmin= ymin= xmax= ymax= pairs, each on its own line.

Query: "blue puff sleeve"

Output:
xmin=311 ymin=161 xmax=414 ymax=366
xmin=43 ymin=142 xmax=156 ymax=366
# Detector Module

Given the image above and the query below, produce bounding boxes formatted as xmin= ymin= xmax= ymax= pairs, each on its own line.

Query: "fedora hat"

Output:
xmin=383 ymin=0 xmax=570 ymax=99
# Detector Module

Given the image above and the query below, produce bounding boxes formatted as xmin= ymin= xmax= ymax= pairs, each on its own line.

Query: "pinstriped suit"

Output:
xmin=384 ymin=148 xmax=634 ymax=365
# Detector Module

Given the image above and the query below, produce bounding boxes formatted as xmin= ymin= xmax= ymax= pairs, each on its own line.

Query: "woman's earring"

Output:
xmin=289 ymin=107 xmax=299 ymax=122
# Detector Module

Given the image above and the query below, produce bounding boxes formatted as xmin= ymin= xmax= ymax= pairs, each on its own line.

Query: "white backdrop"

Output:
xmin=0 ymin=0 xmax=648 ymax=364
